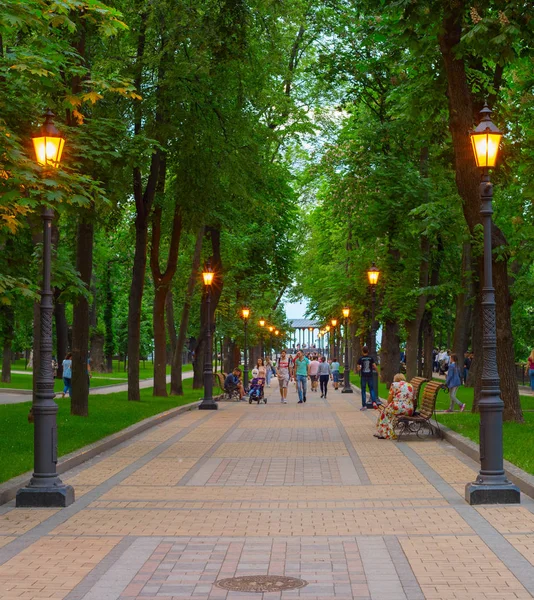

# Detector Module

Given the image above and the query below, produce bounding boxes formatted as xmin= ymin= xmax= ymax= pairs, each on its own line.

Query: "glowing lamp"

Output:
xmin=259 ymin=318 xmax=265 ymax=327
xmin=202 ymin=263 xmax=214 ymax=286
xmin=470 ymin=105 xmax=502 ymax=168
xmin=342 ymin=308 xmax=350 ymax=318
xmin=269 ymin=326 xmax=274 ymax=333
xmin=367 ymin=263 xmax=380 ymax=286
xmin=331 ymin=319 xmax=337 ymax=327
xmin=242 ymin=307 xmax=250 ymax=320
xmin=325 ymin=325 xmax=331 ymax=332
xmin=274 ymin=330 xmax=279 ymax=336
xmin=32 ymin=110 xmax=65 ymax=168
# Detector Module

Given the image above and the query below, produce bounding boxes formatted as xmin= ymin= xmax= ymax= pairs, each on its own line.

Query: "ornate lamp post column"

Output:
xmin=331 ymin=319 xmax=338 ymax=359
xmin=199 ymin=262 xmax=217 ymax=410
xmin=274 ymin=329 xmax=279 ymax=360
xmin=17 ymin=110 xmax=74 ymax=507
xmin=465 ymin=105 xmax=519 ymax=505
xmin=268 ymin=326 xmax=274 ymax=361
xmin=367 ymin=263 xmax=380 ymax=400
xmin=325 ymin=325 xmax=331 ymax=358
xmin=242 ymin=308 xmax=250 ymax=389
xmin=341 ymin=308 xmax=353 ymax=393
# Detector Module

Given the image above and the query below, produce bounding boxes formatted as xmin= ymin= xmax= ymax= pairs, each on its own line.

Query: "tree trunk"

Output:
xmin=90 ymin=332 xmax=106 ymax=373
xmin=103 ymin=261 xmax=114 ymax=373
xmin=452 ymin=241 xmax=473 ymax=361
xmin=380 ymin=319 xmax=399 ymax=390
xmin=71 ymin=220 xmax=94 ymax=416
xmin=171 ymin=227 xmax=204 ymax=395
xmin=166 ymin=290 xmax=177 ymax=362
xmin=223 ymin=337 xmax=236 ymax=374
xmin=151 ymin=197 xmax=183 ymax=397
xmin=405 ymin=236 xmax=430 ymax=380
xmin=1 ymin=306 xmax=14 ymax=383
xmin=53 ymin=293 xmax=68 ymax=379
xmin=439 ymin=6 xmax=522 ymax=422
xmin=421 ymin=310 xmax=434 ymax=380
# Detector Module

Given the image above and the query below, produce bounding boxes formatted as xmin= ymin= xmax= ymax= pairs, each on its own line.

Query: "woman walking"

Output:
xmin=527 ymin=350 xmax=534 ymax=391
xmin=265 ymin=357 xmax=273 ymax=386
xmin=317 ymin=356 xmax=331 ymax=398
xmin=62 ymin=352 xmax=72 ymax=398
xmin=445 ymin=353 xmax=466 ymax=413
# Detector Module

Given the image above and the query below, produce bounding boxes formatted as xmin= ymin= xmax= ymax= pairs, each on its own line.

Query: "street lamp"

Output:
xmin=341 ymin=308 xmax=353 ymax=394
xmin=367 ymin=263 xmax=380 ymax=402
xmin=17 ymin=111 xmax=74 ymax=507
xmin=259 ymin=318 xmax=265 ymax=361
xmin=331 ymin=319 xmax=338 ymax=358
xmin=268 ymin=325 xmax=274 ymax=361
xmin=465 ymin=105 xmax=519 ymax=505
xmin=242 ymin=307 xmax=250 ymax=389
xmin=199 ymin=261 xmax=217 ymax=410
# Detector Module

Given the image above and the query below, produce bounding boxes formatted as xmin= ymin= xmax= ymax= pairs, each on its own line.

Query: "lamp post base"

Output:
xmin=465 ymin=481 xmax=520 ymax=505
xmin=199 ymin=400 xmax=218 ymax=410
xmin=341 ymin=387 xmax=353 ymax=394
xmin=16 ymin=484 xmax=74 ymax=508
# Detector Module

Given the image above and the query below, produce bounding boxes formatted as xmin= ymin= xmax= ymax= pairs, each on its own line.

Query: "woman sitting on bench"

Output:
xmin=374 ymin=373 xmax=414 ymax=440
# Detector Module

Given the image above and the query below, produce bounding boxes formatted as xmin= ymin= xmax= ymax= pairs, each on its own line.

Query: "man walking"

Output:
xmin=294 ymin=350 xmax=310 ymax=404
xmin=309 ymin=355 xmax=320 ymax=392
xmin=357 ymin=346 xmax=377 ymax=410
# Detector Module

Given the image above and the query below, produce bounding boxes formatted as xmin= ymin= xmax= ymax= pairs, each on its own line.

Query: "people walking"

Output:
xmin=331 ymin=357 xmax=340 ymax=390
xmin=317 ymin=356 xmax=331 ymax=398
xmin=265 ymin=357 xmax=273 ymax=386
xmin=62 ymin=352 xmax=72 ymax=398
xmin=463 ymin=352 xmax=471 ymax=385
xmin=445 ymin=353 xmax=465 ymax=413
xmin=309 ymin=355 xmax=320 ymax=392
xmin=294 ymin=350 xmax=310 ymax=404
xmin=277 ymin=350 xmax=290 ymax=403
xmin=528 ymin=349 xmax=534 ymax=391
xmin=357 ymin=346 xmax=377 ymax=410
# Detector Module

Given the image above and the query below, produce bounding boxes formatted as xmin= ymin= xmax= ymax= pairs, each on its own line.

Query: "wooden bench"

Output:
xmin=213 ymin=372 xmax=226 ymax=391
xmin=409 ymin=376 xmax=428 ymax=412
xmin=395 ymin=380 xmax=443 ymax=441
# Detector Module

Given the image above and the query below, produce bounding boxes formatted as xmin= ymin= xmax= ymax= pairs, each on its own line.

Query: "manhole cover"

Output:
xmin=215 ymin=575 xmax=307 ymax=592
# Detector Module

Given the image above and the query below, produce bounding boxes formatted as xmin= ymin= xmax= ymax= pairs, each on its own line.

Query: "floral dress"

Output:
xmin=376 ymin=381 xmax=414 ymax=439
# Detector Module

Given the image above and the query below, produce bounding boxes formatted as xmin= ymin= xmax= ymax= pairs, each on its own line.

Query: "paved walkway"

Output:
xmin=2 ymin=381 xmax=534 ymax=599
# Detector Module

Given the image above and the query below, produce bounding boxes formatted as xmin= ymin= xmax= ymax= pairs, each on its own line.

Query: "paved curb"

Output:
xmin=0 ymin=399 xmax=201 ymax=506
xmin=433 ymin=419 xmax=534 ymax=499
xmin=0 ymin=388 xmax=32 ymax=396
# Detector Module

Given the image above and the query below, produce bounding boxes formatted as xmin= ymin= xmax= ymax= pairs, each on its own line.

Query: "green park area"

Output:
xmin=0 ymin=378 xmax=201 ymax=485
xmin=1 ymin=0 xmax=534 ymax=507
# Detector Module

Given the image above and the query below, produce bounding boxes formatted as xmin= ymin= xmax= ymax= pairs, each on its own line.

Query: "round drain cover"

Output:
xmin=215 ymin=575 xmax=307 ymax=592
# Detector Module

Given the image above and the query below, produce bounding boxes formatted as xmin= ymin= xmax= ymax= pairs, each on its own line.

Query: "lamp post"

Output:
xmin=325 ymin=325 xmax=331 ymax=358
xmin=367 ymin=263 xmax=380 ymax=401
xmin=259 ymin=318 xmax=265 ymax=361
xmin=274 ymin=329 xmax=279 ymax=360
xmin=199 ymin=262 xmax=217 ymax=410
xmin=17 ymin=110 xmax=74 ymax=507
xmin=465 ymin=105 xmax=519 ymax=505
xmin=268 ymin=326 xmax=274 ymax=361
xmin=242 ymin=308 xmax=250 ymax=389
xmin=341 ymin=308 xmax=353 ymax=393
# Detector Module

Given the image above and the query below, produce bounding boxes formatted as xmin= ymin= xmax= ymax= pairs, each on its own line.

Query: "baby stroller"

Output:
xmin=248 ymin=377 xmax=266 ymax=404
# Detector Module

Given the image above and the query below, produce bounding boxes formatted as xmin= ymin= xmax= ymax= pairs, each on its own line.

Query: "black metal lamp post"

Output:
xmin=341 ymin=308 xmax=353 ymax=393
xmin=325 ymin=325 xmax=331 ymax=358
xmin=465 ymin=105 xmax=519 ymax=505
xmin=199 ymin=261 xmax=217 ymax=410
xmin=268 ymin=326 xmax=274 ymax=361
xmin=367 ymin=263 xmax=380 ymax=398
xmin=242 ymin=308 xmax=250 ymax=389
xmin=17 ymin=111 xmax=74 ymax=508
xmin=259 ymin=318 xmax=265 ymax=361
xmin=274 ymin=329 xmax=279 ymax=360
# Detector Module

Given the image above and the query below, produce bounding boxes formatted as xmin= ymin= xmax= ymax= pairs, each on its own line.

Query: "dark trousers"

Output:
xmin=361 ymin=376 xmax=375 ymax=406
xmin=320 ymin=375 xmax=329 ymax=396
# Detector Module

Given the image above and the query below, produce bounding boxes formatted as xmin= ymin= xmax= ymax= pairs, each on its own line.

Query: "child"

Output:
xmin=445 ymin=354 xmax=466 ymax=413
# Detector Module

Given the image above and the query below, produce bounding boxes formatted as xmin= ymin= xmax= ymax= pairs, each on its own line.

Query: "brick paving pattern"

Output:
xmin=1 ymin=380 xmax=534 ymax=599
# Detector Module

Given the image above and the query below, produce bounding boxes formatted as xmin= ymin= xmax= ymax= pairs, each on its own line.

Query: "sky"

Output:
xmin=283 ymin=299 xmax=309 ymax=320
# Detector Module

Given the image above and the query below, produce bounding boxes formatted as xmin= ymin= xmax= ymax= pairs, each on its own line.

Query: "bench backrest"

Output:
xmin=409 ymin=376 xmax=428 ymax=411
xmin=419 ymin=381 xmax=442 ymax=419
xmin=214 ymin=372 xmax=225 ymax=389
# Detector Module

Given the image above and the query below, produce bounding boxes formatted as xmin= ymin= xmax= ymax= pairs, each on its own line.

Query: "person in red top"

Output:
xmin=527 ymin=350 xmax=534 ymax=391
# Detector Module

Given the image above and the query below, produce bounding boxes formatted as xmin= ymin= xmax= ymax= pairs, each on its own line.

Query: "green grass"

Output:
xmin=349 ymin=371 xmax=534 ymax=476
xmin=0 ymin=378 xmax=202 ymax=484
xmin=1 ymin=362 xmax=193 ymax=390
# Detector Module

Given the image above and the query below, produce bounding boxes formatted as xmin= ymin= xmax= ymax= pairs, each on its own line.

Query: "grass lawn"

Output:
xmin=1 ymin=361 xmax=194 ymax=390
xmin=0 ymin=378 xmax=202 ymax=485
xmin=349 ymin=372 xmax=534 ymax=476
